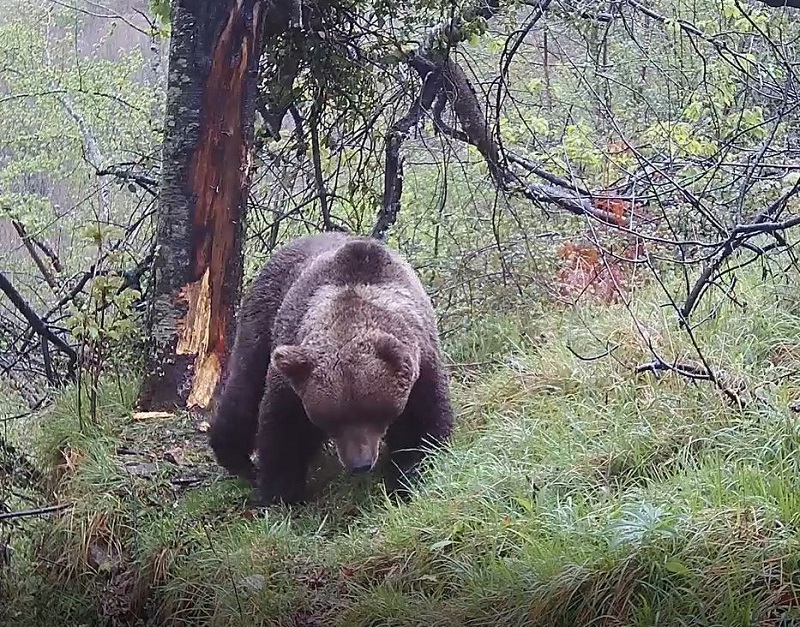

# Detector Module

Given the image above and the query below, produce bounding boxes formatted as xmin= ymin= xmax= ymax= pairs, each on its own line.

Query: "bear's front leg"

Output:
xmin=255 ymin=379 xmax=324 ymax=506
xmin=384 ymin=365 xmax=454 ymax=501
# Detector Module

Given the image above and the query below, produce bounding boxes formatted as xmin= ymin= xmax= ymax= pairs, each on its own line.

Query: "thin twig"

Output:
xmin=0 ymin=503 xmax=72 ymax=523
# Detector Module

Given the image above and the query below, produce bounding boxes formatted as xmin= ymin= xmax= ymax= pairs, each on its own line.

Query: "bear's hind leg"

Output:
xmin=255 ymin=380 xmax=325 ymax=506
xmin=209 ymin=306 xmax=273 ymax=483
xmin=209 ymin=393 xmax=258 ymax=484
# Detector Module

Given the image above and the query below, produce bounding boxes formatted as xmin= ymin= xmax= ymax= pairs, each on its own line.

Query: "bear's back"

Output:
xmin=267 ymin=233 xmax=435 ymax=348
xmin=240 ymin=232 xmax=354 ymax=335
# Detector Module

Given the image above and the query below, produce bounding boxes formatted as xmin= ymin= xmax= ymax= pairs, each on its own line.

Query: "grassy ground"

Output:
xmin=2 ymin=270 xmax=800 ymax=626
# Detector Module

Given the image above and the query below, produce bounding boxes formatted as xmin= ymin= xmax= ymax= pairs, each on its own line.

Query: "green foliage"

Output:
xmin=0 ymin=0 xmax=159 ymax=402
xmin=0 ymin=0 xmax=160 ymax=275
xmin=149 ymin=0 xmax=171 ymax=31
xmin=254 ymin=0 xmax=798 ymax=299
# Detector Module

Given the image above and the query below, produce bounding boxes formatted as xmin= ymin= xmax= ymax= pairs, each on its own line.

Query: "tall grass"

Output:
xmin=2 ymin=269 xmax=799 ymax=626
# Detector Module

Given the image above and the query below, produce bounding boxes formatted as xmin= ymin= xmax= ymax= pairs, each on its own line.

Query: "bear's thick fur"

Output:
xmin=208 ymin=232 xmax=454 ymax=505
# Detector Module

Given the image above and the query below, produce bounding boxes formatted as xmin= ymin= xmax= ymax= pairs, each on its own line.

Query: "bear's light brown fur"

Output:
xmin=209 ymin=232 xmax=454 ymax=505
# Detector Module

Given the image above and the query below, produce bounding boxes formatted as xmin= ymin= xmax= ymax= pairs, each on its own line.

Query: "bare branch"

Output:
xmin=506 ymin=152 xmax=592 ymax=197
xmin=95 ymin=165 xmax=158 ymax=197
xmin=0 ymin=503 xmax=72 ymax=523
xmin=58 ymin=96 xmax=112 ymax=219
xmin=0 ymin=271 xmax=77 ymax=378
xmin=517 ymin=183 xmax=622 ymax=225
xmin=372 ymin=60 xmax=442 ymax=240
xmin=635 ymin=359 xmax=746 ymax=408
xmin=10 ymin=220 xmax=59 ymax=292
xmin=682 ymin=180 xmax=800 ymax=320
xmin=309 ymin=97 xmax=335 ymax=232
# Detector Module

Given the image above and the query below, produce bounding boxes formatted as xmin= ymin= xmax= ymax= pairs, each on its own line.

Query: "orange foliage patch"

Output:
xmin=555 ymin=184 xmax=652 ymax=305
xmin=555 ymin=239 xmax=645 ymax=305
xmin=591 ymin=189 xmax=650 ymax=228
xmin=593 ymin=195 xmax=629 ymax=225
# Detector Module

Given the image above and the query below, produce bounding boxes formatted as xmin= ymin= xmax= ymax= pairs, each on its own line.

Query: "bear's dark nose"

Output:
xmin=350 ymin=463 xmax=373 ymax=474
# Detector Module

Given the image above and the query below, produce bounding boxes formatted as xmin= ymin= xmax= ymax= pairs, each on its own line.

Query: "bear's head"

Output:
xmin=270 ymin=330 xmax=421 ymax=474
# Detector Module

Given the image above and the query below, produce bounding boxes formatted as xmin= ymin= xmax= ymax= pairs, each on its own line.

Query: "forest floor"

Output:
xmin=2 ymin=270 xmax=800 ymax=626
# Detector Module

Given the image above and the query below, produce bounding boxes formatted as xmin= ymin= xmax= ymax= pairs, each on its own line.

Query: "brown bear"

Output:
xmin=208 ymin=232 xmax=454 ymax=505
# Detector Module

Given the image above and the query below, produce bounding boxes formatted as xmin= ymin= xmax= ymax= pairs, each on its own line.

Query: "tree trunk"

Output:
xmin=137 ymin=0 xmax=267 ymax=412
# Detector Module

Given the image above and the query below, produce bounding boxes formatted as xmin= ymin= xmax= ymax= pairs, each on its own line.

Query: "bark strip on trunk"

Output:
xmin=138 ymin=0 xmax=266 ymax=412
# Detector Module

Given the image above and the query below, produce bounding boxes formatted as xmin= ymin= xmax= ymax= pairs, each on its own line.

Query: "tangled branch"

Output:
xmin=682 ymin=179 xmax=800 ymax=320
xmin=0 ymin=271 xmax=77 ymax=380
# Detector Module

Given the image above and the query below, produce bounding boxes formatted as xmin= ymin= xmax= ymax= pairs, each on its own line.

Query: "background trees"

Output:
xmin=1 ymin=0 xmax=797 ymax=411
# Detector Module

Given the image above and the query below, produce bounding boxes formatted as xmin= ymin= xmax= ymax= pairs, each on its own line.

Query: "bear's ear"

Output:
xmin=271 ymin=345 xmax=316 ymax=388
xmin=374 ymin=333 xmax=420 ymax=384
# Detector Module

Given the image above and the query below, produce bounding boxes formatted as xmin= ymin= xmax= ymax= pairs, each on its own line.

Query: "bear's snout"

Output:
xmin=333 ymin=429 xmax=382 ymax=474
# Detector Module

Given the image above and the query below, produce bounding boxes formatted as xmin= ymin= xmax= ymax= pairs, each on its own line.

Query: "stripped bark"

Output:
xmin=137 ymin=0 xmax=267 ymax=412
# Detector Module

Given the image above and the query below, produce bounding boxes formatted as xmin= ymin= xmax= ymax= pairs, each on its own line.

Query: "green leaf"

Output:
xmin=430 ymin=539 xmax=454 ymax=552
xmin=664 ymin=558 xmax=693 ymax=577
xmin=515 ymin=496 xmax=533 ymax=512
